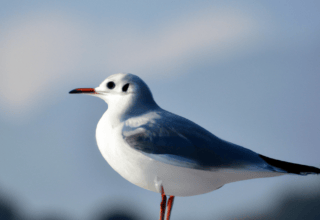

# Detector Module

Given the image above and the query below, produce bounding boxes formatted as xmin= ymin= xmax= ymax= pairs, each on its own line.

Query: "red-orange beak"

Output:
xmin=69 ymin=88 xmax=97 ymax=94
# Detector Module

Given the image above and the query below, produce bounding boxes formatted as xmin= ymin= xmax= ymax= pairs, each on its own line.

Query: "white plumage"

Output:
xmin=70 ymin=73 xmax=320 ymax=219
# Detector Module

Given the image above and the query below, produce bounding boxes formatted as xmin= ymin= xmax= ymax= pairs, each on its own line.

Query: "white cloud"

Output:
xmin=0 ymin=7 xmax=263 ymax=118
xmin=0 ymin=14 xmax=84 ymax=112
xmin=92 ymin=8 xmax=259 ymax=76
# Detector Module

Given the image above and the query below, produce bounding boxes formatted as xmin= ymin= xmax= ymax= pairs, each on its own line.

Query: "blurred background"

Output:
xmin=1 ymin=0 xmax=320 ymax=219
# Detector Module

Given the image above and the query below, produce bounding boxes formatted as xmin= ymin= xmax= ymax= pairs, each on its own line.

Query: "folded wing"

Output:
xmin=123 ymin=110 xmax=276 ymax=172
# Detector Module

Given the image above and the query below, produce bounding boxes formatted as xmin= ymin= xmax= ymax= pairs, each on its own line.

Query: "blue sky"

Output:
xmin=0 ymin=1 xmax=320 ymax=219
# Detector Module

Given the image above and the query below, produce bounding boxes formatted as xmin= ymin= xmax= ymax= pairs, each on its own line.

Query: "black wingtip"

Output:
xmin=259 ymin=154 xmax=320 ymax=175
xmin=69 ymin=89 xmax=82 ymax=94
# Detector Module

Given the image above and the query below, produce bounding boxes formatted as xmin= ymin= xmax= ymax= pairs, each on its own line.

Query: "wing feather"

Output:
xmin=123 ymin=110 xmax=270 ymax=171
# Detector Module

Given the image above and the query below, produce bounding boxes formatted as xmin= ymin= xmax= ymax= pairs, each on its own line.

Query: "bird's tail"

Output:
xmin=258 ymin=154 xmax=320 ymax=175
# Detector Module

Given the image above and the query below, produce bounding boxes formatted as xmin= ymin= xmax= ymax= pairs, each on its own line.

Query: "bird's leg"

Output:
xmin=159 ymin=186 xmax=167 ymax=220
xmin=165 ymin=196 xmax=175 ymax=220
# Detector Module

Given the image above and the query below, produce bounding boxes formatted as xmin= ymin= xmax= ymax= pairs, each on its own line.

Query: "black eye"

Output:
xmin=107 ymin=81 xmax=115 ymax=89
xmin=122 ymin=83 xmax=129 ymax=92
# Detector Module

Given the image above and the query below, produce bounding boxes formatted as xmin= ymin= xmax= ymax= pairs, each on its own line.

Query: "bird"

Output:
xmin=69 ymin=73 xmax=320 ymax=220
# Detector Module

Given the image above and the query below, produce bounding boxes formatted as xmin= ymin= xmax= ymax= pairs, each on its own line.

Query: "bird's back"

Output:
xmin=123 ymin=108 xmax=279 ymax=173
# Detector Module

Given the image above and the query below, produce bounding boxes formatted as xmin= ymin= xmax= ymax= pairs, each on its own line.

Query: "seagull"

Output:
xmin=70 ymin=73 xmax=320 ymax=220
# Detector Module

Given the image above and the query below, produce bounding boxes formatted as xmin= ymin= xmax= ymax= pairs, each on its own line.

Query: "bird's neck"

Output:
xmin=105 ymin=97 xmax=160 ymax=127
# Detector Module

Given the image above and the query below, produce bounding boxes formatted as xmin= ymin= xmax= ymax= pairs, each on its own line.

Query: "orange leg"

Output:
xmin=159 ymin=186 xmax=167 ymax=220
xmin=166 ymin=196 xmax=175 ymax=220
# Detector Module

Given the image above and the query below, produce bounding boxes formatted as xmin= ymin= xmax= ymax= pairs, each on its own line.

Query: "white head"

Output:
xmin=70 ymin=73 xmax=159 ymax=120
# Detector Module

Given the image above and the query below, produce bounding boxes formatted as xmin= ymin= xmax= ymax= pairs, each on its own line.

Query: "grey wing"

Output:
xmin=123 ymin=110 xmax=277 ymax=171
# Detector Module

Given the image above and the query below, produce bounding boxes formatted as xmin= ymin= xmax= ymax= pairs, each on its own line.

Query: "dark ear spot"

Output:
xmin=122 ymin=83 xmax=130 ymax=92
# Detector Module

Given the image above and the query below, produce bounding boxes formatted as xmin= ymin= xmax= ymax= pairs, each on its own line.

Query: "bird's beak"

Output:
xmin=69 ymin=88 xmax=97 ymax=94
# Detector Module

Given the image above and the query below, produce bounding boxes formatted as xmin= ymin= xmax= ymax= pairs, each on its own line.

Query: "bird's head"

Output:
xmin=69 ymin=73 xmax=159 ymax=119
